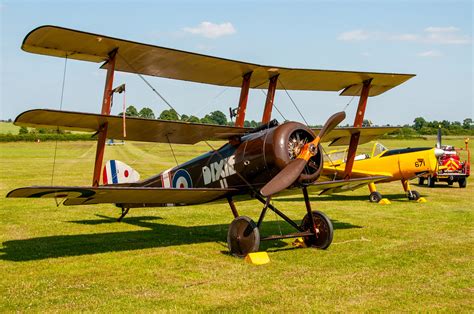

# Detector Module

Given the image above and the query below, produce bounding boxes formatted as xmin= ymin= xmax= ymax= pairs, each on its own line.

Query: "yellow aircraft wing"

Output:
xmin=22 ymin=25 xmax=415 ymax=95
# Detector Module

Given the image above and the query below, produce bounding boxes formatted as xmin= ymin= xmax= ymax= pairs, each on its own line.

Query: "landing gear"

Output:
xmin=227 ymin=216 xmax=260 ymax=257
xmin=117 ymin=207 xmax=130 ymax=222
xmin=300 ymin=211 xmax=333 ymax=249
xmin=369 ymin=191 xmax=383 ymax=203
xmin=402 ymin=179 xmax=421 ymax=201
xmin=418 ymin=177 xmax=425 ymax=185
xmin=427 ymin=175 xmax=435 ymax=187
xmin=407 ymin=190 xmax=421 ymax=201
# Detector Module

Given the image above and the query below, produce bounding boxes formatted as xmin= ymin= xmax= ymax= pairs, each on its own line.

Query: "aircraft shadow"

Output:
xmin=276 ymin=193 xmax=412 ymax=202
xmin=1 ymin=215 xmax=361 ymax=261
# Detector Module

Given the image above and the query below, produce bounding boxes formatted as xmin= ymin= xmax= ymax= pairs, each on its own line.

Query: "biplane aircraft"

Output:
xmin=322 ymin=142 xmax=444 ymax=202
xmin=7 ymin=26 xmax=415 ymax=257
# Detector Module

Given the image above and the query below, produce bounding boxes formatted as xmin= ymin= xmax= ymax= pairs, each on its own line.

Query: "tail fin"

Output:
xmin=102 ymin=160 xmax=140 ymax=185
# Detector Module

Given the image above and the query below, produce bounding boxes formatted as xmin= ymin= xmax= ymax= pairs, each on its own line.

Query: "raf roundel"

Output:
xmin=172 ymin=169 xmax=193 ymax=189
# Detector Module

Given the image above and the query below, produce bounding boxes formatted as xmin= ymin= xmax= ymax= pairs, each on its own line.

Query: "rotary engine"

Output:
xmin=233 ymin=121 xmax=323 ymax=187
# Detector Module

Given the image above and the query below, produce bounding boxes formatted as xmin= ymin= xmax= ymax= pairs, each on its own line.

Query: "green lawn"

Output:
xmin=0 ymin=122 xmax=20 ymax=134
xmin=1 ymin=139 xmax=472 ymax=311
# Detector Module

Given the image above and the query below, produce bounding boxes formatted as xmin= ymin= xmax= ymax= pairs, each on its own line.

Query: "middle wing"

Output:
xmin=14 ymin=109 xmax=249 ymax=144
xmin=7 ymin=186 xmax=237 ymax=206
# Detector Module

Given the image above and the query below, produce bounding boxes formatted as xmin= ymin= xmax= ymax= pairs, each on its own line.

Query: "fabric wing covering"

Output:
xmin=22 ymin=25 xmax=414 ymax=96
xmin=7 ymin=186 xmax=236 ymax=206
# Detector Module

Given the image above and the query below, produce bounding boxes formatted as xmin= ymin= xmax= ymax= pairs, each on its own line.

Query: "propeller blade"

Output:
xmin=260 ymin=111 xmax=346 ymax=197
xmin=261 ymin=159 xmax=307 ymax=197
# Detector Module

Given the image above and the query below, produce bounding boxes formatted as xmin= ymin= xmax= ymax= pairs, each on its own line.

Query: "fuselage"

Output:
xmin=323 ymin=147 xmax=439 ymax=182
xmin=136 ymin=120 xmax=323 ymax=195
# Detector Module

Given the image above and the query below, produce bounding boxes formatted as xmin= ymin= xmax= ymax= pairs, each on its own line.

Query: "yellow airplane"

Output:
xmin=322 ymin=142 xmax=444 ymax=202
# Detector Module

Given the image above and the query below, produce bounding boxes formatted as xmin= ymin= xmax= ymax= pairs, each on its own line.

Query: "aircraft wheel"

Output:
xmin=300 ymin=211 xmax=333 ymax=249
xmin=369 ymin=191 xmax=383 ymax=203
xmin=427 ymin=176 xmax=435 ymax=187
xmin=408 ymin=190 xmax=420 ymax=201
xmin=458 ymin=178 xmax=467 ymax=188
xmin=227 ymin=216 xmax=260 ymax=257
xmin=418 ymin=177 xmax=425 ymax=185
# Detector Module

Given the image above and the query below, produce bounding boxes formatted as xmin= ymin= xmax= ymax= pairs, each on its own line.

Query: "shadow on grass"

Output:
xmin=276 ymin=193 xmax=414 ymax=202
xmin=1 ymin=215 xmax=361 ymax=261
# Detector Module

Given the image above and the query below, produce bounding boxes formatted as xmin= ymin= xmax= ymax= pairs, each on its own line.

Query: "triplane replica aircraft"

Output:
xmin=8 ymin=26 xmax=416 ymax=257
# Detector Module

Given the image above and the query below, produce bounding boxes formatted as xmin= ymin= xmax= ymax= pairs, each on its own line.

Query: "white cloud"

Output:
xmin=183 ymin=22 xmax=236 ymax=39
xmin=338 ymin=26 xmax=470 ymax=45
xmin=424 ymin=26 xmax=470 ymax=44
xmin=337 ymin=30 xmax=371 ymax=41
xmin=417 ymin=50 xmax=443 ymax=57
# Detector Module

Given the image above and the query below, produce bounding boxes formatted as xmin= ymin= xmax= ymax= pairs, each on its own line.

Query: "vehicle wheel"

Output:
xmin=408 ymin=190 xmax=421 ymax=201
xmin=427 ymin=176 xmax=435 ymax=187
xmin=447 ymin=180 xmax=453 ymax=186
xmin=369 ymin=191 xmax=383 ymax=203
xmin=418 ymin=177 xmax=425 ymax=185
xmin=227 ymin=216 xmax=260 ymax=257
xmin=458 ymin=178 xmax=467 ymax=188
xmin=300 ymin=211 xmax=333 ymax=249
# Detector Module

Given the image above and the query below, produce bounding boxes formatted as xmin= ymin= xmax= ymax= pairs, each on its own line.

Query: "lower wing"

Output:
xmin=7 ymin=186 xmax=237 ymax=207
xmin=309 ymin=176 xmax=389 ymax=195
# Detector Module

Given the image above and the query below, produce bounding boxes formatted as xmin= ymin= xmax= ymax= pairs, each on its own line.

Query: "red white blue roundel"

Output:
xmin=172 ymin=169 xmax=193 ymax=188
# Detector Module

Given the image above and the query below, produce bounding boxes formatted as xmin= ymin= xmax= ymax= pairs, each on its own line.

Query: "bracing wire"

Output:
xmin=116 ymin=52 xmax=182 ymax=119
xmin=51 ymin=54 xmax=68 ymax=206
xmin=260 ymin=89 xmax=287 ymax=121
xmin=278 ymin=79 xmax=309 ymax=126
xmin=166 ymin=134 xmax=179 ymax=166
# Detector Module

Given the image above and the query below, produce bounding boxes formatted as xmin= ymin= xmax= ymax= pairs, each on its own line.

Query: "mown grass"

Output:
xmin=0 ymin=138 xmax=472 ymax=312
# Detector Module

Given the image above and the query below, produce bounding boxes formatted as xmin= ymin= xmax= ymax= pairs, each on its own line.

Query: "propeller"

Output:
xmin=260 ymin=111 xmax=346 ymax=197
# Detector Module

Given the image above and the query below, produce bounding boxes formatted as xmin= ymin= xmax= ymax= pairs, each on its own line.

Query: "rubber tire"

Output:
xmin=418 ymin=177 xmax=425 ymax=185
xmin=458 ymin=178 xmax=467 ymax=188
xmin=408 ymin=190 xmax=420 ymax=201
xmin=427 ymin=176 xmax=435 ymax=188
xmin=300 ymin=211 xmax=334 ymax=249
xmin=369 ymin=191 xmax=383 ymax=203
xmin=227 ymin=216 xmax=260 ymax=258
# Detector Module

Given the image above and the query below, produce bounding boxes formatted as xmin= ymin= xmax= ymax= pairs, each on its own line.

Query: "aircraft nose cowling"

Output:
xmin=264 ymin=121 xmax=323 ymax=184
xmin=429 ymin=148 xmax=441 ymax=173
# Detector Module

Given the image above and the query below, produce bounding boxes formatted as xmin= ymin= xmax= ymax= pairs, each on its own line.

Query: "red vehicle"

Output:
xmin=419 ymin=129 xmax=470 ymax=188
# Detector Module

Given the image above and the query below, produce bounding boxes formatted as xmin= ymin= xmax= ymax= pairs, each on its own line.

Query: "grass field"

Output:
xmin=1 ymin=138 xmax=472 ymax=311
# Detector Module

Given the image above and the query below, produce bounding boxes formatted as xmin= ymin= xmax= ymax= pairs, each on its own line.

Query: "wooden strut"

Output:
xmin=235 ymin=72 xmax=252 ymax=127
xmin=343 ymin=79 xmax=372 ymax=179
xmin=92 ymin=49 xmax=117 ymax=187
xmin=261 ymin=74 xmax=279 ymax=124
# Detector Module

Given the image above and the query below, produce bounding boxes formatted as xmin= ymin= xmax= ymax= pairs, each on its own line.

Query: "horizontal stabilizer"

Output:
xmin=7 ymin=186 xmax=237 ymax=206
xmin=309 ymin=176 xmax=389 ymax=195
xmin=22 ymin=25 xmax=414 ymax=95
xmin=15 ymin=109 xmax=249 ymax=144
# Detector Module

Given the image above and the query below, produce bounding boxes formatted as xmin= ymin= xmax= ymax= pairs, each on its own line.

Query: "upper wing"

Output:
xmin=308 ymin=176 xmax=389 ymax=195
xmin=14 ymin=109 xmax=249 ymax=144
xmin=319 ymin=126 xmax=399 ymax=146
xmin=22 ymin=25 xmax=415 ymax=96
xmin=7 ymin=186 xmax=236 ymax=206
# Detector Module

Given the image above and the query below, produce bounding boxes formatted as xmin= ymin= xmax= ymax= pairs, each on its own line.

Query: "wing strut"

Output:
xmin=261 ymin=74 xmax=279 ymax=124
xmin=235 ymin=72 xmax=252 ymax=127
xmin=343 ymin=78 xmax=372 ymax=179
xmin=92 ymin=49 xmax=117 ymax=187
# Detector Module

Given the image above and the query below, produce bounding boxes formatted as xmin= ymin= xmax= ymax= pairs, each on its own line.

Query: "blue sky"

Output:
xmin=1 ymin=0 xmax=472 ymax=125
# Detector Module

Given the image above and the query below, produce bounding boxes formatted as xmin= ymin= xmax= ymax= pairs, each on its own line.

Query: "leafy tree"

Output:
xmin=119 ymin=105 xmax=139 ymax=117
xmin=413 ymin=117 xmax=426 ymax=131
xmin=208 ymin=110 xmax=227 ymax=125
xmin=138 ymin=107 xmax=155 ymax=119
xmin=187 ymin=115 xmax=200 ymax=123
xmin=200 ymin=116 xmax=215 ymax=125
xmin=159 ymin=109 xmax=179 ymax=121
xmin=19 ymin=126 xmax=28 ymax=134
xmin=180 ymin=114 xmax=189 ymax=121
xmin=463 ymin=118 xmax=473 ymax=129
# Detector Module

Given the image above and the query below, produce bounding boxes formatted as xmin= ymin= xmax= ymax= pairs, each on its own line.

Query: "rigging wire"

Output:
xmin=166 ymin=134 xmax=179 ymax=166
xmin=116 ymin=52 xmax=182 ymax=119
xmin=51 ymin=54 xmax=68 ymax=206
xmin=278 ymin=79 xmax=309 ymax=126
